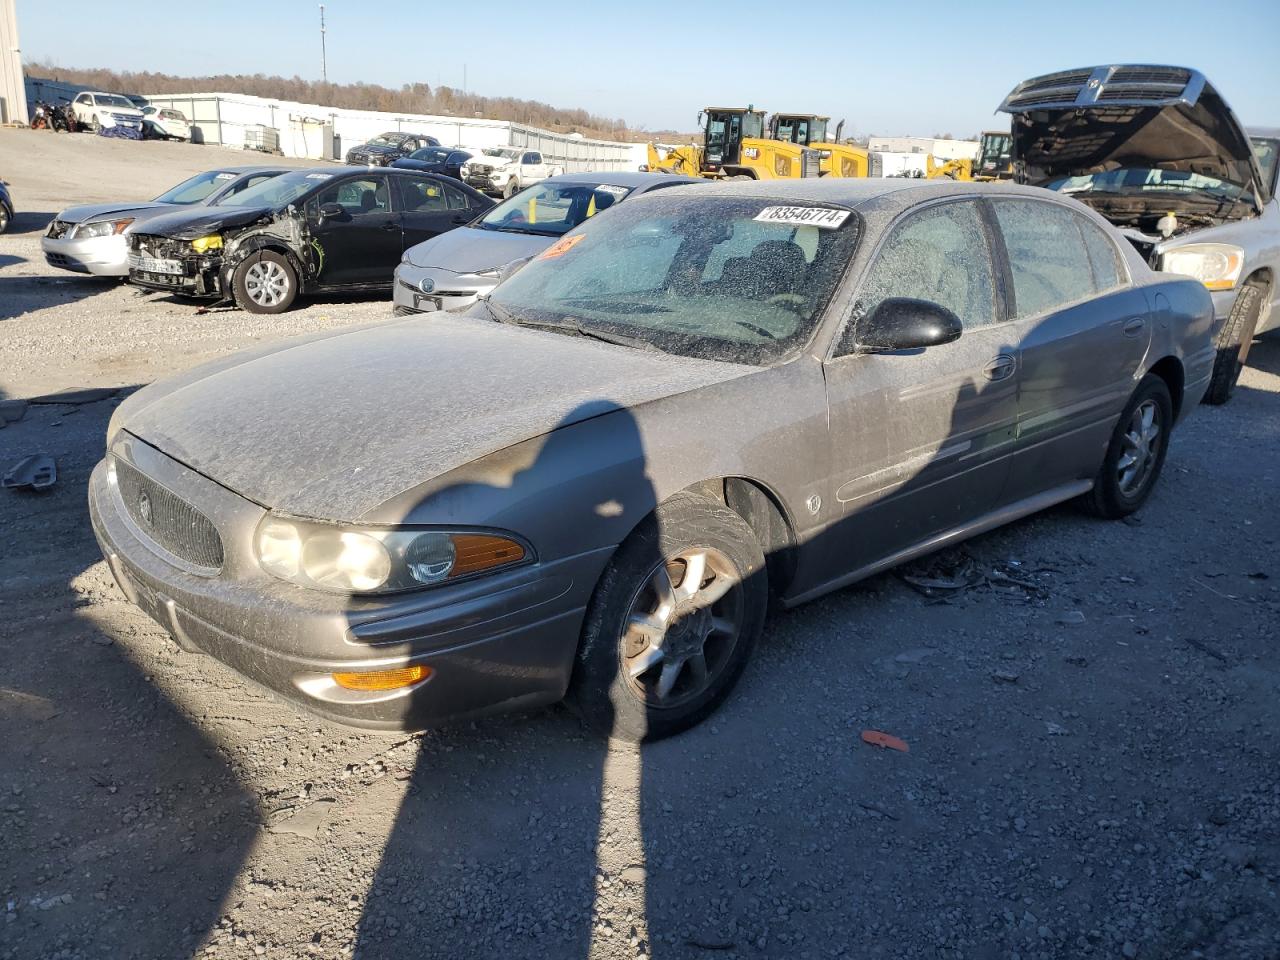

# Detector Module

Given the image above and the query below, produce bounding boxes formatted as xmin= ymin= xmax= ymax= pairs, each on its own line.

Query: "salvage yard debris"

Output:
xmin=897 ymin=549 xmax=1052 ymax=601
xmin=860 ymin=730 xmax=909 ymax=752
xmin=2 ymin=454 xmax=56 ymax=492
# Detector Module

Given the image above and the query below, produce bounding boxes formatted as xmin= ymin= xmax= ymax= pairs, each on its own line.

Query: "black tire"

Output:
xmin=1083 ymin=374 xmax=1174 ymax=519
xmin=231 ymin=251 xmax=298 ymax=314
xmin=1203 ymin=281 xmax=1266 ymax=405
xmin=503 ymin=179 xmax=519 ymax=199
xmin=567 ymin=491 xmax=768 ymax=742
xmin=0 ymin=204 xmax=10 ymax=235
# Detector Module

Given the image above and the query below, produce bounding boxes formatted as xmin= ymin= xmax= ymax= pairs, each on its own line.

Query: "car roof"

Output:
xmin=541 ymin=171 xmax=702 ymax=189
xmin=650 ymin=177 xmax=1079 ymax=213
xmin=214 ymin=165 xmax=293 ymax=175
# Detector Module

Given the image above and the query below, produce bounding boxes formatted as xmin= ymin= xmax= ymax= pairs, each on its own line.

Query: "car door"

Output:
xmin=394 ymin=175 xmax=463 ymax=249
xmin=523 ymin=151 xmax=546 ymax=181
xmin=74 ymin=93 xmax=92 ymax=124
xmin=988 ymin=197 xmax=1153 ymax=501
xmin=307 ymin=174 xmax=400 ymax=285
xmin=445 ymin=151 xmax=471 ymax=181
xmin=821 ymin=198 xmax=1018 ymax=573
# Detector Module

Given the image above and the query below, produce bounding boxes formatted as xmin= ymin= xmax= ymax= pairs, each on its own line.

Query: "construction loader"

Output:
xmin=971 ymin=129 xmax=1013 ymax=180
xmin=769 ymin=113 xmax=870 ymax=178
xmin=645 ymin=106 xmax=820 ymax=180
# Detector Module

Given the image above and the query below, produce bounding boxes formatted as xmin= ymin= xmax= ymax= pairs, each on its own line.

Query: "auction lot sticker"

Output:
xmin=754 ymin=206 xmax=850 ymax=229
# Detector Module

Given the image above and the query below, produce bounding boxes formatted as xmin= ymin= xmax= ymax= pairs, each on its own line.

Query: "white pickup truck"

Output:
xmin=461 ymin=147 xmax=564 ymax=198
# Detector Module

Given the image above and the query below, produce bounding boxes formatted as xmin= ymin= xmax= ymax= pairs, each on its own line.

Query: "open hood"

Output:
xmin=999 ymin=65 xmax=1269 ymax=207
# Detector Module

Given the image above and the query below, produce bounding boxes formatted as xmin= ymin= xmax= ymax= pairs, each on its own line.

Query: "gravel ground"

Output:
xmin=2 ymin=131 xmax=1279 ymax=960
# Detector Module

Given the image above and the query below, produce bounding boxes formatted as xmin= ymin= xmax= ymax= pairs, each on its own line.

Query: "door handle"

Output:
xmin=982 ymin=354 xmax=1016 ymax=382
xmin=451 ymin=215 xmax=468 ymax=224
xmin=1123 ymin=317 xmax=1146 ymax=337
xmin=380 ymin=222 xmax=400 ymax=232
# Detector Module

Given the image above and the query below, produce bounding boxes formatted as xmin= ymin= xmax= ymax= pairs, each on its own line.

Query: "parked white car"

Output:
xmin=141 ymin=106 xmax=191 ymax=141
xmin=461 ymin=147 xmax=563 ymax=198
xmin=71 ymin=92 xmax=144 ymax=134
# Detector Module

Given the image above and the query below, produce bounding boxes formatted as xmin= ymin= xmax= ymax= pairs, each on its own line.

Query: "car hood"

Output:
xmin=471 ymin=156 xmax=515 ymax=169
xmin=129 ymin=204 xmax=275 ymax=239
xmin=57 ymin=201 xmax=172 ymax=224
xmin=404 ymin=226 xmax=554 ymax=271
xmin=117 ymin=314 xmax=754 ymax=521
xmin=999 ymin=64 xmax=1268 ymax=205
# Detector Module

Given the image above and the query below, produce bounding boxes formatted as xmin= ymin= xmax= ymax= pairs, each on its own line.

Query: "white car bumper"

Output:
xmin=41 ymin=234 xmax=130 ymax=276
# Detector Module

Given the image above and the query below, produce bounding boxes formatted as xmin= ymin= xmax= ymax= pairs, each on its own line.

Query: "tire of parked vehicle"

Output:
xmin=1203 ymin=280 xmax=1266 ymax=405
xmin=89 ymin=114 xmax=101 ymax=134
xmin=503 ymin=179 xmax=520 ymax=200
xmin=567 ymin=491 xmax=768 ymax=742
xmin=231 ymin=251 xmax=298 ymax=315
xmin=1083 ymin=374 xmax=1173 ymax=520
xmin=0 ymin=205 xmax=10 ymax=235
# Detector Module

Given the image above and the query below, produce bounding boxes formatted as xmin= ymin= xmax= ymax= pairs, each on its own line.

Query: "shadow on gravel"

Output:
xmin=0 ymin=254 xmax=26 ymax=269
xmin=0 ymin=275 xmax=122 ymax=321
xmin=4 ymin=211 xmax=56 ymax=235
xmin=0 ymin=385 xmax=259 ymax=959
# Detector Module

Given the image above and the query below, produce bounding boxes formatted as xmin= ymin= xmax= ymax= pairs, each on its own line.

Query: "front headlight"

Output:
xmin=255 ymin=516 xmax=529 ymax=594
xmin=71 ymin=218 xmax=133 ymax=240
xmin=190 ymin=234 xmax=223 ymax=254
xmin=1161 ymin=243 xmax=1245 ymax=291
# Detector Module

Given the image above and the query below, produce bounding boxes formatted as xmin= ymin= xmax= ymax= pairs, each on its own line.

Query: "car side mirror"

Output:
xmin=318 ymin=202 xmax=345 ymax=221
xmin=497 ymin=256 xmax=535 ymax=283
xmin=857 ymin=298 xmax=963 ymax=353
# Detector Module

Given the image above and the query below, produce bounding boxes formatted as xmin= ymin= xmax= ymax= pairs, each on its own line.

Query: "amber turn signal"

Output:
xmin=450 ymin=534 xmax=526 ymax=577
xmin=332 ymin=664 xmax=431 ymax=691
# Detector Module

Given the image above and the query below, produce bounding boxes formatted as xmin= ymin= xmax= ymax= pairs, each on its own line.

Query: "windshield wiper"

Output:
xmin=568 ymin=320 xmax=662 ymax=352
xmin=484 ymin=300 xmax=661 ymax=352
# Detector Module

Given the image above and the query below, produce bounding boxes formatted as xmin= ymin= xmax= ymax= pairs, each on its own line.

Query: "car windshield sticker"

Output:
xmin=753 ymin=206 xmax=850 ymax=229
xmin=538 ymin=234 xmax=586 ymax=260
xmin=214 ymin=173 xmax=236 ymax=181
xmin=305 ymin=173 xmax=333 ymax=180
xmin=596 ymin=185 xmax=630 ymax=199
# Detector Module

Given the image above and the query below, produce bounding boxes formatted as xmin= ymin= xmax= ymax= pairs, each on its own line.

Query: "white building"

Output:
xmin=0 ymin=0 xmax=27 ymax=125
xmin=867 ymin=136 xmax=978 ymax=161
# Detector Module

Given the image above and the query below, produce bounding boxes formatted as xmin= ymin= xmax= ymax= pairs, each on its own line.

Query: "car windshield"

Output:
xmin=160 ymin=109 xmax=187 ymax=121
xmin=488 ymin=195 xmax=859 ymax=365
xmin=153 ymin=170 xmax=240 ymax=205
xmin=367 ymin=134 xmax=407 ymax=147
xmin=216 ymin=170 xmax=327 ymax=209
xmin=1046 ymin=168 xmax=1252 ymax=202
xmin=1251 ymin=137 xmax=1278 ymax=193
xmin=410 ymin=147 xmax=451 ymax=162
xmin=482 ymin=148 xmax=520 ymax=160
xmin=477 ymin=182 xmax=635 ymax=238
xmin=96 ymin=95 xmax=134 ymax=109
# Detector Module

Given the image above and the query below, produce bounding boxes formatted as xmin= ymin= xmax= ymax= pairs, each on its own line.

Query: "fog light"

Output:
xmin=332 ymin=664 xmax=431 ymax=691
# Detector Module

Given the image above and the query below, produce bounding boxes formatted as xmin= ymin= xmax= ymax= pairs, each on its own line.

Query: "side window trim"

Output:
xmin=976 ymin=198 xmax=1016 ymax=323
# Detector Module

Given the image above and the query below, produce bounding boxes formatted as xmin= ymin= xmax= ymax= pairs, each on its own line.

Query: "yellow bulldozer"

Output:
xmin=769 ymin=113 xmax=870 ymax=178
xmin=925 ymin=130 xmax=1015 ymax=181
xmin=646 ymin=106 xmax=821 ymax=180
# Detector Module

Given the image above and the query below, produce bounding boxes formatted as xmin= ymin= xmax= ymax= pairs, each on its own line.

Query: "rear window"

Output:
xmin=489 ymin=195 xmax=860 ymax=365
xmin=992 ymin=199 xmax=1100 ymax=317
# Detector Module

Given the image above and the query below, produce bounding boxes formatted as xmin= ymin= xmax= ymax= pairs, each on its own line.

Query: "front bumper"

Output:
xmin=465 ymin=173 xmax=508 ymax=194
xmin=392 ymin=263 xmax=493 ymax=314
xmin=127 ymin=251 xmax=224 ymax=297
xmin=88 ymin=437 xmax=601 ymax=731
xmin=42 ymin=234 xmax=130 ymax=276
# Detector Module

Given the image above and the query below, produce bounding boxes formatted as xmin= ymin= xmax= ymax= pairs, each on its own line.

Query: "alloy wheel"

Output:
xmin=621 ymin=547 xmax=744 ymax=708
xmin=243 ymin=261 xmax=290 ymax=307
xmin=1117 ymin=399 xmax=1161 ymax=495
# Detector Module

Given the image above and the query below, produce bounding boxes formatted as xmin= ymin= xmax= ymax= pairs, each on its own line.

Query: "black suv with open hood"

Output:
xmin=1000 ymin=65 xmax=1279 ymax=403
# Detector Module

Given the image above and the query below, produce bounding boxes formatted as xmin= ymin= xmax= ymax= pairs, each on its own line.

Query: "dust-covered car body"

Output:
xmin=91 ymin=179 xmax=1212 ymax=734
xmin=1000 ymin=65 xmax=1280 ymax=401
xmin=345 ymin=132 xmax=440 ymax=166
xmin=41 ymin=167 xmax=290 ymax=276
xmin=125 ymin=167 xmax=492 ymax=312
xmin=392 ymin=171 xmax=701 ymax=315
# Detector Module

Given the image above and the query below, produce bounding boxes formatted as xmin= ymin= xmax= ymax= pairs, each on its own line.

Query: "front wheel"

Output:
xmin=1203 ymin=281 xmax=1266 ymax=405
xmin=503 ymin=179 xmax=519 ymax=199
xmin=232 ymin=251 xmax=298 ymax=314
xmin=0 ymin=204 xmax=10 ymax=234
xmin=567 ymin=492 xmax=768 ymax=742
xmin=89 ymin=115 xmax=101 ymax=133
xmin=1083 ymin=374 xmax=1173 ymax=519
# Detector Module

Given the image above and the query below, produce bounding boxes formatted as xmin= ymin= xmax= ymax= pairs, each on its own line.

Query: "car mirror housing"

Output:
xmin=857 ymin=298 xmax=963 ymax=353
xmin=318 ymin=202 xmax=345 ymax=221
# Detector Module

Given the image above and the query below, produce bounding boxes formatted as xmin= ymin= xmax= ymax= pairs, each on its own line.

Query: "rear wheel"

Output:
xmin=89 ymin=114 xmax=101 ymax=133
xmin=1203 ymin=280 xmax=1266 ymax=405
xmin=232 ymin=251 xmax=298 ymax=314
xmin=1083 ymin=374 xmax=1173 ymax=519
xmin=0 ymin=204 xmax=10 ymax=235
xmin=567 ymin=492 xmax=768 ymax=742
xmin=503 ymin=179 xmax=520 ymax=199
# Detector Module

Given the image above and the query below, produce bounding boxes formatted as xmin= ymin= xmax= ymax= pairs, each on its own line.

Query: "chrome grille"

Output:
xmin=114 ymin=459 xmax=224 ymax=570
xmin=1109 ymin=66 xmax=1190 ymax=86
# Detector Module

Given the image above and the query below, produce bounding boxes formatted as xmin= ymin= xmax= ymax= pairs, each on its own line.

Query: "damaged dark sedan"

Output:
xmin=126 ymin=167 xmax=493 ymax=313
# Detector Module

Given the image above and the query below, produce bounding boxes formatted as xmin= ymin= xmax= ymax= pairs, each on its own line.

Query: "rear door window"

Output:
xmin=317 ymin=177 xmax=389 ymax=216
xmin=991 ymin=199 xmax=1099 ymax=317
xmin=397 ymin=177 xmax=449 ymax=212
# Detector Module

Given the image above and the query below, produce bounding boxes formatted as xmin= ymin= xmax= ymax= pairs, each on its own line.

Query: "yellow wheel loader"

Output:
xmin=645 ymin=107 xmax=821 ymax=180
xmin=926 ymin=155 xmax=974 ymax=180
xmin=971 ymin=130 xmax=1013 ymax=180
xmin=769 ymin=113 xmax=870 ymax=178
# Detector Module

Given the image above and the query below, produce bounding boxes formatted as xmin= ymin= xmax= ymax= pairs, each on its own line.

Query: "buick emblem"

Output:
xmin=418 ymin=277 xmax=435 ymax=294
xmin=138 ymin=491 xmax=153 ymax=525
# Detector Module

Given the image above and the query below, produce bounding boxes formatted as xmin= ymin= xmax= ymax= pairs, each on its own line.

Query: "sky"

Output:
xmin=15 ymin=0 xmax=1280 ymax=137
